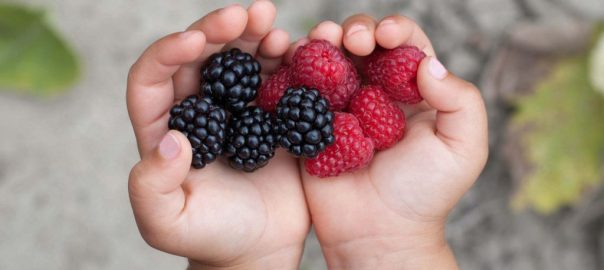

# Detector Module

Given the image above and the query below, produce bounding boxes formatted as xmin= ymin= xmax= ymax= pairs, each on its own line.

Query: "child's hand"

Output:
xmin=298 ymin=16 xmax=488 ymax=269
xmin=126 ymin=2 xmax=308 ymax=269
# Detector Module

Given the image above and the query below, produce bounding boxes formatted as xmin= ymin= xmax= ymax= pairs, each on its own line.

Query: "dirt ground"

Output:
xmin=1 ymin=0 xmax=603 ymax=269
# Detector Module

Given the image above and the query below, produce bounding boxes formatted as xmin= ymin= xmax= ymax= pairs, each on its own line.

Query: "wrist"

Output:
xmin=187 ymin=245 xmax=304 ymax=270
xmin=321 ymin=223 xmax=457 ymax=270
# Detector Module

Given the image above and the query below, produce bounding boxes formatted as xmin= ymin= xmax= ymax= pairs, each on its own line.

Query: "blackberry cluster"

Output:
xmin=168 ymin=95 xmax=227 ymax=169
xmin=201 ymin=48 xmax=262 ymax=112
xmin=224 ymin=107 xmax=277 ymax=172
xmin=275 ymin=87 xmax=335 ymax=158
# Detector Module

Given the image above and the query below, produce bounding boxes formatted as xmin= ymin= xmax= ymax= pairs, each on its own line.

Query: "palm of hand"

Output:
xmin=133 ymin=59 xmax=308 ymax=263
xmin=302 ymin=109 xmax=473 ymax=248
xmin=178 ymin=151 xmax=306 ymax=263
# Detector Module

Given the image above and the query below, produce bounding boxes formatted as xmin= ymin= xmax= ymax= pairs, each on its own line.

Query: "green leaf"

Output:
xmin=0 ymin=4 xmax=79 ymax=96
xmin=511 ymin=49 xmax=604 ymax=214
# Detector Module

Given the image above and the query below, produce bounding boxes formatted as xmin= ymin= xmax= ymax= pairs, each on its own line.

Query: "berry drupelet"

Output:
xmin=364 ymin=45 xmax=426 ymax=104
xmin=257 ymin=65 xmax=291 ymax=113
xmin=291 ymin=40 xmax=359 ymax=110
xmin=275 ymin=87 xmax=335 ymax=158
xmin=305 ymin=112 xmax=375 ymax=178
xmin=201 ymin=48 xmax=262 ymax=112
xmin=348 ymin=85 xmax=406 ymax=150
xmin=224 ymin=106 xmax=277 ymax=172
xmin=168 ymin=95 xmax=227 ymax=169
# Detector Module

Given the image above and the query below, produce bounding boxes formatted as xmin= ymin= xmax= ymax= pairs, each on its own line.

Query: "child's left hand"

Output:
xmin=297 ymin=15 xmax=488 ymax=269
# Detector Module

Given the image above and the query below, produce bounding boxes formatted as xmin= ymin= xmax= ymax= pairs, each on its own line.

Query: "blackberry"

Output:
xmin=275 ymin=87 xmax=335 ymax=158
xmin=201 ymin=48 xmax=262 ymax=112
xmin=168 ymin=95 xmax=227 ymax=169
xmin=224 ymin=107 xmax=277 ymax=172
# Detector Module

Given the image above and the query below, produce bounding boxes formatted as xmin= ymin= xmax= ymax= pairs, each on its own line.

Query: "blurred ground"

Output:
xmin=0 ymin=0 xmax=603 ymax=269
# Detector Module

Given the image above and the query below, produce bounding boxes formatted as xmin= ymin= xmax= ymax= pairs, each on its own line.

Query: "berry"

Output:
xmin=275 ymin=87 xmax=335 ymax=158
xmin=168 ymin=95 xmax=227 ymax=169
xmin=348 ymin=85 xmax=406 ymax=150
xmin=365 ymin=46 xmax=426 ymax=104
xmin=291 ymin=40 xmax=359 ymax=110
xmin=305 ymin=112 xmax=374 ymax=178
xmin=224 ymin=107 xmax=277 ymax=172
xmin=257 ymin=65 xmax=291 ymax=113
xmin=201 ymin=48 xmax=262 ymax=112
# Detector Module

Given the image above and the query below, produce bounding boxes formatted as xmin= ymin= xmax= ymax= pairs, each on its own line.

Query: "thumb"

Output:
xmin=128 ymin=130 xmax=191 ymax=238
xmin=417 ymin=56 xmax=488 ymax=161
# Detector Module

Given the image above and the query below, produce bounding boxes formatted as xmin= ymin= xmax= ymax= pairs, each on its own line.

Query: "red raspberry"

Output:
xmin=348 ymin=85 xmax=406 ymax=150
xmin=257 ymin=65 xmax=291 ymax=113
xmin=291 ymin=40 xmax=360 ymax=111
xmin=365 ymin=46 xmax=426 ymax=104
xmin=305 ymin=112 xmax=374 ymax=178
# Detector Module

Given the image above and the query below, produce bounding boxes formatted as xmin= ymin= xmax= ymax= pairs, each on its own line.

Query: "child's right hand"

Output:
xmin=126 ymin=2 xmax=309 ymax=269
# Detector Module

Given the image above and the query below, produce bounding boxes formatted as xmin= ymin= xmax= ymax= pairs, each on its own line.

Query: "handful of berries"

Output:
xmin=169 ymin=40 xmax=425 ymax=177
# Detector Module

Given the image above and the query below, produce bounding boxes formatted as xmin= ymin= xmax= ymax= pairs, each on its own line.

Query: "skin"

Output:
xmin=127 ymin=2 xmax=308 ymax=269
xmin=301 ymin=14 xmax=487 ymax=270
xmin=127 ymin=2 xmax=488 ymax=269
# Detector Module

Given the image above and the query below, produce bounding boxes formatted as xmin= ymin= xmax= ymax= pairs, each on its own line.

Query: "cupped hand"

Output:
xmin=126 ymin=2 xmax=308 ymax=269
xmin=298 ymin=15 xmax=488 ymax=269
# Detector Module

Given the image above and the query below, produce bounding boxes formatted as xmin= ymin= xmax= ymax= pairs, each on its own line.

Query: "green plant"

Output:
xmin=511 ymin=30 xmax=604 ymax=214
xmin=0 ymin=4 xmax=79 ymax=96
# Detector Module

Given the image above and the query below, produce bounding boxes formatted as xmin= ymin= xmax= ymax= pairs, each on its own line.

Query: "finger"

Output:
xmin=226 ymin=0 xmax=277 ymax=54
xmin=128 ymin=131 xmax=191 ymax=241
xmin=308 ymin=21 xmax=343 ymax=48
xmin=283 ymin=37 xmax=309 ymax=65
xmin=256 ymin=28 xmax=290 ymax=74
xmin=404 ymin=109 xmax=436 ymax=137
xmin=172 ymin=4 xmax=248 ymax=99
xmin=128 ymin=31 xmax=206 ymax=89
xmin=342 ymin=14 xmax=377 ymax=56
xmin=127 ymin=31 xmax=206 ymax=156
xmin=375 ymin=15 xmax=436 ymax=56
xmin=398 ymin=100 xmax=432 ymax=118
xmin=417 ymin=56 xmax=488 ymax=159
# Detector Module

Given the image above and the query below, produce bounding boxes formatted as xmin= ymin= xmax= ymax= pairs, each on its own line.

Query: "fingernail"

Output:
xmin=218 ymin=3 xmax=241 ymax=14
xmin=225 ymin=3 xmax=242 ymax=9
xmin=296 ymin=37 xmax=310 ymax=46
xmin=429 ymin=57 xmax=448 ymax=80
xmin=159 ymin=132 xmax=180 ymax=160
xmin=179 ymin=30 xmax=199 ymax=39
xmin=347 ymin=24 xmax=368 ymax=36
xmin=379 ymin=19 xmax=397 ymax=27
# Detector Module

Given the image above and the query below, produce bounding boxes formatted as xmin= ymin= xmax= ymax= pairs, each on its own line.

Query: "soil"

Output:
xmin=1 ymin=0 xmax=603 ymax=269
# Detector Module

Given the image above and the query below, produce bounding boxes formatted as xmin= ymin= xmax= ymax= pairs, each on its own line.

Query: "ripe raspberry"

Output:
xmin=348 ymin=85 xmax=406 ymax=150
xmin=365 ymin=46 xmax=426 ymax=104
xmin=305 ymin=112 xmax=374 ymax=178
xmin=257 ymin=65 xmax=291 ymax=113
xmin=291 ymin=40 xmax=359 ymax=110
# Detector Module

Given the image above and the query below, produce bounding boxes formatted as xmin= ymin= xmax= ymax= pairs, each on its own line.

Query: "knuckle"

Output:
xmin=127 ymin=61 xmax=142 ymax=84
xmin=128 ymin=162 xmax=146 ymax=192
xmin=461 ymin=81 xmax=482 ymax=100
xmin=345 ymin=13 xmax=374 ymax=25
xmin=139 ymin=226 xmax=166 ymax=250
xmin=400 ymin=15 xmax=418 ymax=25
xmin=387 ymin=14 xmax=418 ymax=27
xmin=315 ymin=20 xmax=338 ymax=30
